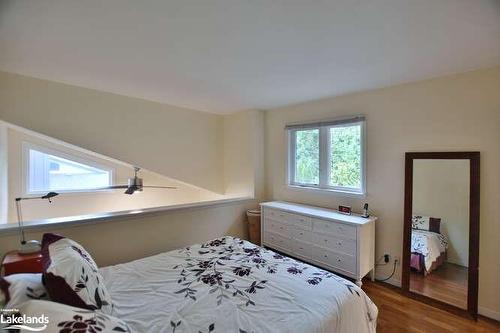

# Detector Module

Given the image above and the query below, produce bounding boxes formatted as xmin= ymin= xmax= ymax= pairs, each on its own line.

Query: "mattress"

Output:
xmin=100 ymin=236 xmax=378 ymax=333
xmin=411 ymin=229 xmax=448 ymax=272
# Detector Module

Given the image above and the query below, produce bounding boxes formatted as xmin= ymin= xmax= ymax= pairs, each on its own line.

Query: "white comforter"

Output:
xmin=411 ymin=229 xmax=448 ymax=271
xmin=100 ymin=236 xmax=377 ymax=333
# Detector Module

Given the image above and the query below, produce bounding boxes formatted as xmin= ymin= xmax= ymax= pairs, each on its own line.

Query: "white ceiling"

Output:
xmin=1 ymin=1 xmax=500 ymax=114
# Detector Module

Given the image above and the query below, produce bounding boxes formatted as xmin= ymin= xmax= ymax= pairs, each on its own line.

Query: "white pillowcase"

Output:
xmin=0 ymin=273 xmax=49 ymax=309
xmin=41 ymin=233 xmax=113 ymax=314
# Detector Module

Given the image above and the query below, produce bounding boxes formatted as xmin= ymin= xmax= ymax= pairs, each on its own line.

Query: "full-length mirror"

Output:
xmin=403 ymin=152 xmax=480 ymax=319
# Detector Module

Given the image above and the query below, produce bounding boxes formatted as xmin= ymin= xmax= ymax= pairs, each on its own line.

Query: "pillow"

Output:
xmin=41 ymin=233 xmax=113 ymax=314
xmin=2 ymin=300 xmax=131 ymax=332
xmin=412 ymin=215 xmax=441 ymax=233
xmin=0 ymin=273 xmax=49 ymax=308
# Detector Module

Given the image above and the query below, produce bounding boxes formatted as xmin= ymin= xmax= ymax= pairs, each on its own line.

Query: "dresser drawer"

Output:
xmin=288 ymin=214 xmax=312 ymax=230
xmin=313 ymin=219 xmax=357 ymax=240
xmin=264 ymin=232 xmax=292 ymax=252
xmin=312 ymin=233 xmax=356 ymax=255
xmin=292 ymin=239 xmax=312 ymax=259
xmin=264 ymin=208 xmax=288 ymax=222
xmin=266 ymin=219 xmax=290 ymax=236
xmin=289 ymin=227 xmax=312 ymax=243
xmin=312 ymin=246 xmax=356 ymax=274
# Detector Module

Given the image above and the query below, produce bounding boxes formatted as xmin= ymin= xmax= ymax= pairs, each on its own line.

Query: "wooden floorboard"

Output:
xmin=362 ymin=280 xmax=500 ymax=332
xmin=409 ymin=262 xmax=468 ymax=309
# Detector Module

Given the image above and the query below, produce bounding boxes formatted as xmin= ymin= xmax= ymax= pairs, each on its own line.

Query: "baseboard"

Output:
xmin=374 ymin=275 xmax=401 ymax=288
xmin=479 ymin=306 xmax=500 ymax=322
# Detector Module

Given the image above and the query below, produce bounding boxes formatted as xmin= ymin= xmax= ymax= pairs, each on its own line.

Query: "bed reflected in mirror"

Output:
xmin=410 ymin=159 xmax=469 ymax=309
xmin=403 ymin=152 xmax=479 ymax=318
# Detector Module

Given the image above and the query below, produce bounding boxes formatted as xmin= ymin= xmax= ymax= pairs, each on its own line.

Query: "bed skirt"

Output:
xmin=410 ymin=251 xmax=446 ymax=276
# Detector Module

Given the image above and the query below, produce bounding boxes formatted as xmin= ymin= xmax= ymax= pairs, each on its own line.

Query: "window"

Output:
xmin=25 ymin=145 xmax=112 ymax=194
xmin=287 ymin=117 xmax=365 ymax=194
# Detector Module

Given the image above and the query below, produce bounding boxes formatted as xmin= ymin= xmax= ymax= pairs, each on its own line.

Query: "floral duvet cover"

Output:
xmin=100 ymin=236 xmax=378 ymax=333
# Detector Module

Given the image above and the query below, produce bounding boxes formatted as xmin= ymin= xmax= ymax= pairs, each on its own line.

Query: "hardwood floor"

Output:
xmin=409 ymin=262 xmax=468 ymax=309
xmin=362 ymin=280 xmax=500 ymax=332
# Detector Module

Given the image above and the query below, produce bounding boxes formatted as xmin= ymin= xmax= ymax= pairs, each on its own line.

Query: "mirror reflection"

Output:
xmin=410 ymin=159 xmax=469 ymax=309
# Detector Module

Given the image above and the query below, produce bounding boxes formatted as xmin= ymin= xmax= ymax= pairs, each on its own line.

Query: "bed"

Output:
xmin=410 ymin=229 xmax=448 ymax=275
xmin=99 ymin=236 xmax=378 ymax=333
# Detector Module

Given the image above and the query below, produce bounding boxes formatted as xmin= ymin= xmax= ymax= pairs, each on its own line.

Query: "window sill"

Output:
xmin=286 ymin=185 xmax=366 ymax=198
xmin=0 ymin=196 xmax=254 ymax=235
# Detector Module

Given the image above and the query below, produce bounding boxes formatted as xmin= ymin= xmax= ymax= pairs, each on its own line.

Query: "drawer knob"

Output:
xmin=337 ymin=258 xmax=342 ymax=262
xmin=324 ymin=239 xmax=328 ymax=242
xmin=299 ymin=232 xmax=303 ymax=235
xmin=337 ymin=241 xmax=342 ymax=246
xmin=323 ymin=255 xmax=328 ymax=258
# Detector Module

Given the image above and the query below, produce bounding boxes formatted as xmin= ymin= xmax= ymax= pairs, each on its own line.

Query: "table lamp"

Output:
xmin=15 ymin=191 xmax=59 ymax=254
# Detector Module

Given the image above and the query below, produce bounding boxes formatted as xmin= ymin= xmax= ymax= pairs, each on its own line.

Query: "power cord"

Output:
xmin=376 ymin=259 xmax=398 ymax=282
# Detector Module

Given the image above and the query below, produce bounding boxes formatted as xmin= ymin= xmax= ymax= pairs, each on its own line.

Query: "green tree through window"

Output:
xmin=295 ymin=129 xmax=319 ymax=184
xmin=330 ymin=125 xmax=361 ymax=188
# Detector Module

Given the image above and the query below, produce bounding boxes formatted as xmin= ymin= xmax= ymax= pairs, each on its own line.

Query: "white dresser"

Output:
xmin=260 ymin=201 xmax=377 ymax=286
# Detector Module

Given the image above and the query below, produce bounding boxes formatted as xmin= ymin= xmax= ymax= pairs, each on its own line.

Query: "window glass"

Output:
xmin=329 ymin=124 xmax=362 ymax=189
xmin=28 ymin=148 xmax=111 ymax=193
xmin=288 ymin=119 xmax=364 ymax=194
xmin=294 ymin=129 xmax=319 ymax=185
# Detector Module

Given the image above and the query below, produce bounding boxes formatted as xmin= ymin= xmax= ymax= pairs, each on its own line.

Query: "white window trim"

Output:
xmin=286 ymin=118 xmax=366 ymax=196
xmin=22 ymin=142 xmax=115 ymax=196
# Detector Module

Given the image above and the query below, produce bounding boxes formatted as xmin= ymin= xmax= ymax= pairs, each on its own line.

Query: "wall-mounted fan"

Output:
xmin=101 ymin=167 xmax=176 ymax=194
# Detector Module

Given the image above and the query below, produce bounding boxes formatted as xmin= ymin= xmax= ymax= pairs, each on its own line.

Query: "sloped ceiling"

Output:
xmin=1 ymin=0 xmax=499 ymax=114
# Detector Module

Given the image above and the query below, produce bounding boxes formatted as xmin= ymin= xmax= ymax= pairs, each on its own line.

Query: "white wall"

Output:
xmin=413 ymin=159 xmax=470 ymax=266
xmin=264 ymin=66 xmax=500 ymax=316
xmin=0 ymin=71 xmax=224 ymax=193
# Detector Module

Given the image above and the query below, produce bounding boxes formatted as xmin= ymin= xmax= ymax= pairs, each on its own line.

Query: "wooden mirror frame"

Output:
xmin=402 ymin=152 xmax=480 ymax=320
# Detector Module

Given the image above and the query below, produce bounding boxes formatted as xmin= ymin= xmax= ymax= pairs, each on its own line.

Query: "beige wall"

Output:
xmin=223 ymin=110 xmax=266 ymax=199
xmin=264 ymin=66 xmax=500 ymax=315
xmin=0 ymin=200 xmax=255 ymax=267
xmin=413 ymin=159 xmax=470 ymax=266
xmin=0 ymin=71 xmax=224 ymax=193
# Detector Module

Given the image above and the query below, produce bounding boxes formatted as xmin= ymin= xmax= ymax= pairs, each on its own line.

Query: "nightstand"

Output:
xmin=1 ymin=250 xmax=43 ymax=276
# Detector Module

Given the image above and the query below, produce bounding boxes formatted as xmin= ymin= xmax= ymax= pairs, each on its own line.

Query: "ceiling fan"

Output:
xmin=100 ymin=167 xmax=176 ymax=194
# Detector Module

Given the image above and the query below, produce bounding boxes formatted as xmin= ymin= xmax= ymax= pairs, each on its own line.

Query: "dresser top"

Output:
xmin=260 ymin=201 xmax=377 ymax=225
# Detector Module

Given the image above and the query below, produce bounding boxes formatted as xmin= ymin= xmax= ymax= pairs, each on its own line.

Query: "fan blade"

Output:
xmin=93 ymin=185 xmax=129 ymax=190
xmin=124 ymin=186 xmax=136 ymax=195
xmin=141 ymin=186 xmax=177 ymax=189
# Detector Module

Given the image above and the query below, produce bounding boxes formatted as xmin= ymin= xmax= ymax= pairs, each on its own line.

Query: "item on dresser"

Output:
xmin=260 ymin=201 xmax=377 ymax=286
xmin=0 ymin=273 xmax=49 ymax=308
xmin=11 ymin=300 xmax=131 ymax=333
xmin=1 ymin=250 xmax=43 ymax=276
xmin=362 ymin=203 xmax=370 ymax=218
xmin=338 ymin=205 xmax=352 ymax=215
xmin=41 ymin=233 xmax=113 ymax=314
